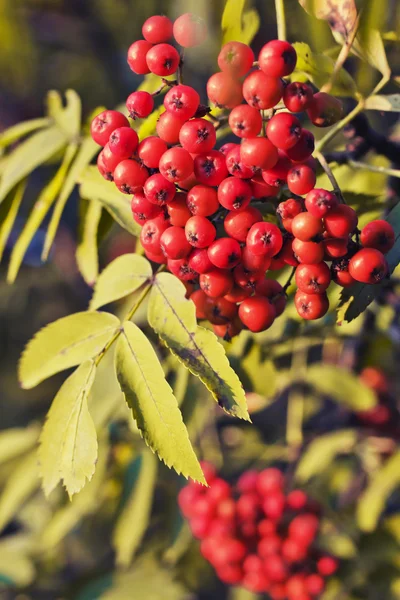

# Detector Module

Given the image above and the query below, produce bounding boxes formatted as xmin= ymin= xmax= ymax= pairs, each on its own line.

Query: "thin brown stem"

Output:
xmin=321 ymin=15 xmax=360 ymax=95
xmin=314 ymin=150 xmax=346 ymax=204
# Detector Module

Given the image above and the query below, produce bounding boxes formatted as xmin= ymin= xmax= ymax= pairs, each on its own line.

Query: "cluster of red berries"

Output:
xmin=90 ymin=12 xmax=395 ymax=337
xmin=179 ymin=464 xmax=339 ymax=599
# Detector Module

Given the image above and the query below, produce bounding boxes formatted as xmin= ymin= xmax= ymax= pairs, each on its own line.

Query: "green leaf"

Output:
xmin=113 ymin=450 xmax=158 ymax=567
xmin=0 ymin=117 xmax=51 ymax=149
xmin=298 ymin=0 xmax=357 ymax=42
xmin=38 ymin=360 xmax=97 ymax=497
xmin=0 ymin=179 xmax=26 ymax=262
xmin=365 ymin=94 xmax=400 ymax=111
xmin=19 ymin=311 xmax=119 ymax=389
xmin=337 ymin=202 xmax=400 ymax=322
xmin=148 ymin=273 xmax=250 ymax=421
xmin=296 ymin=430 xmax=357 ymax=482
xmin=292 ymin=42 xmax=357 ymax=96
xmin=42 ymin=136 xmax=99 ymax=260
xmin=115 ymin=321 xmax=205 ymax=483
xmin=90 ymin=254 xmax=152 ymax=310
xmin=221 ymin=0 xmax=260 ymax=45
xmin=46 ymin=89 xmax=81 ymax=139
xmin=76 ymin=198 xmax=102 ymax=286
xmin=305 ymin=365 xmax=377 ymax=410
xmin=80 ymin=166 xmax=141 ymax=237
xmin=7 ymin=143 xmax=78 ymax=283
xmin=357 ymin=450 xmax=400 ymax=532
xmin=0 ymin=452 xmax=39 ymax=531
xmin=39 ymin=436 xmax=108 ymax=549
xmin=0 ymin=125 xmax=67 ymax=206
xmin=353 ymin=29 xmax=391 ymax=80
xmin=0 ymin=425 xmax=39 ymax=466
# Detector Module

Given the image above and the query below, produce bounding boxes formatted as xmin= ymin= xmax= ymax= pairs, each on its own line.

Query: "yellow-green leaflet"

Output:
xmin=221 ymin=0 xmax=260 ymax=45
xmin=0 ymin=117 xmax=51 ymax=149
xmin=90 ymin=254 xmax=152 ymax=310
xmin=113 ymin=450 xmax=158 ymax=567
xmin=76 ymin=198 xmax=103 ymax=286
xmin=147 ymin=273 xmax=249 ymax=421
xmin=296 ymin=430 xmax=357 ymax=482
xmin=19 ymin=310 xmax=119 ymax=389
xmin=115 ymin=321 xmax=205 ymax=484
xmin=305 ymin=365 xmax=377 ymax=411
xmin=0 ymin=179 xmax=27 ymax=262
xmin=0 ymin=452 xmax=40 ymax=531
xmin=38 ymin=360 xmax=97 ymax=498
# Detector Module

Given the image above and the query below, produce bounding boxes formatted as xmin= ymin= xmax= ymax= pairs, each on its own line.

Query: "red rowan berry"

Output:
xmin=295 ymin=262 xmax=331 ymax=294
xmin=146 ymin=43 xmax=180 ymax=76
xmin=208 ymin=237 xmax=242 ymax=269
xmin=259 ymin=40 xmax=297 ymax=77
xmin=267 ymin=113 xmax=302 ymax=150
xmin=218 ymin=177 xmax=252 ymax=211
xmin=243 ymin=70 xmax=284 ymax=109
xmin=324 ymin=204 xmax=358 ymax=238
xmin=109 ymin=126 xmax=138 ymax=159
xmin=144 ymin=172 xmax=176 ymax=205
xmin=287 ymin=489 xmax=308 ymax=510
xmin=140 ymin=215 xmax=170 ymax=254
xmin=306 ymin=574 xmax=325 ymax=596
xmin=255 ymin=279 xmax=286 ymax=316
xmin=142 ymin=15 xmax=173 ymax=44
xmin=292 ymin=238 xmax=325 ymax=264
xmin=185 ymin=215 xmax=216 ymax=248
xmin=307 ymin=92 xmax=344 ymax=127
xmin=317 ymin=556 xmax=339 ymax=576
xmin=127 ymin=40 xmax=153 ymax=74
xmin=305 ymin=188 xmax=338 ymax=218
xmin=323 ymin=236 xmax=349 ymax=259
xmin=204 ymin=296 xmax=238 ymax=325
xmin=283 ymin=81 xmax=314 ymax=112
xmin=240 ymin=137 xmax=279 ymax=170
xmin=113 ymin=159 xmax=148 ymax=193
xmin=291 ymin=212 xmax=323 ymax=241
xmin=159 ymin=147 xmax=194 ymax=182
xmin=295 ymin=290 xmax=329 ymax=320
xmin=251 ymin=175 xmax=277 ymax=198
xmin=262 ymin=154 xmax=292 ymax=187
xmin=360 ymin=219 xmax=395 ymax=254
xmin=207 ymin=72 xmax=243 ymax=108
xmin=287 ymin=164 xmax=316 ymax=196
xmin=239 ymin=296 xmax=276 ymax=332
xmin=225 ymin=145 xmax=254 ymax=179
xmin=218 ymin=41 xmax=254 ymax=76
xmin=247 ymin=222 xmax=283 ymax=257
xmin=173 ymin=13 xmax=207 ymax=47
xmin=137 ymin=136 xmax=167 ymax=169
xmin=156 ymin=111 xmax=185 ymax=144
xmin=131 ymin=191 xmax=162 ymax=225
xmin=349 ymin=248 xmax=388 ymax=284
xmin=224 ymin=206 xmax=263 ymax=241
xmin=188 ymin=248 xmax=213 ymax=274
xmin=229 ymin=105 xmax=262 ymax=138
xmin=284 ymin=129 xmax=315 ymax=162
xmin=164 ymin=84 xmax=200 ymax=120
xmin=168 ymin=257 xmax=197 ymax=281
xmin=126 ymin=90 xmax=154 ymax=119
xmin=331 ymin=258 xmax=355 ymax=287
xmin=160 ymin=225 xmax=192 ymax=259
xmin=91 ymin=110 xmax=129 ymax=146
xmin=179 ymin=118 xmax=216 ymax=153
xmin=187 ymin=185 xmax=219 ymax=216
xmin=194 ymin=150 xmax=228 ymax=186
xmin=224 ymin=285 xmax=251 ymax=303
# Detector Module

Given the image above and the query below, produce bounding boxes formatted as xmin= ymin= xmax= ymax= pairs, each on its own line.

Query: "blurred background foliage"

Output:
xmin=1 ymin=0 xmax=400 ymax=599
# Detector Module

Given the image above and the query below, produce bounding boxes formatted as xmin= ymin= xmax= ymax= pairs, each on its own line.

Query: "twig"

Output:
xmin=347 ymin=160 xmax=400 ymax=179
xmin=274 ymin=0 xmax=287 ymax=41
xmin=321 ymin=15 xmax=360 ymax=95
xmin=283 ymin=267 xmax=296 ymax=293
xmin=314 ymin=150 xmax=346 ymax=203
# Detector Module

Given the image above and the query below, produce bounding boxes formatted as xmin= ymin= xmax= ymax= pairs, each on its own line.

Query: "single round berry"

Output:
xmin=131 ymin=191 xmax=162 ymax=225
xmin=240 ymin=137 xmax=279 ymax=170
xmin=185 ymin=215 xmax=216 ymax=248
xmin=168 ymin=257 xmax=197 ymax=281
xmin=160 ymin=225 xmax=192 ymax=259
xmin=194 ymin=150 xmax=228 ymax=186
xmin=331 ymin=258 xmax=355 ymax=287
xmin=146 ymin=43 xmax=180 ymax=76
xmin=295 ymin=262 xmax=331 ymax=294
xmin=207 ymin=72 xmax=243 ymax=108
xmin=179 ymin=118 xmax=216 ymax=153
xmin=292 ymin=238 xmax=324 ymax=264
xmin=91 ymin=110 xmax=129 ymax=146
xmin=159 ymin=147 xmax=194 ymax=182
xmin=127 ymin=40 xmax=153 ymax=74
xmin=200 ymin=269 xmax=233 ymax=297
xmin=242 ymin=245 xmax=271 ymax=272
xmin=188 ymin=248 xmax=213 ymax=274
xmin=323 ymin=236 xmax=349 ymax=259
xmin=224 ymin=206 xmax=263 ymax=242
xmin=173 ymin=13 xmax=207 ymax=47
xmin=239 ymin=296 xmax=276 ymax=332
xmin=306 ymin=574 xmax=325 ymax=596
xmin=247 ymin=222 xmax=283 ymax=257
xmin=109 ymin=127 xmax=138 ymax=159
xmin=324 ymin=204 xmax=358 ymax=238
xmin=267 ymin=113 xmax=302 ymax=150
xmin=218 ymin=177 xmax=252 ymax=210
xmin=126 ymin=90 xmax=154 ymax=119
xmin=349 ymin=248 xmax=388 ymax=284
xmin=224 ymin=284 xmax=251 ymax=303
xmin=360 ymin=219 xmax=395 ymax=254
xmin=113 ymin=159 xmax=148 ymax=194
xmin=164 ymin=84 xmax=200 ymax=120
xmin=190 ymin=289 xmax=209 ymax=319
xmin=187 ymin=185 xmax=219 ymax=216
xmin=287 ymin=164 xmax=316 ymax=196
xmin=287 ymin=489 xmax=308 ymax=510
xmin=234 ymin=265 xmax=264 ymax=290
xmin=140 ymin=215 xmax=170 ymax=254
xmin=226 ymin=146 xmax=254 ymax=179
xmin=218 ymin=41 xmax=254 ymax=76
xmin=229 ymin=105 xmax=262 ymax=139
xmin=208 ymin=238 xmax=242 ymax=269
xmin=255 ymin=279 xmax=286 ymax=316
xmin=317 ymin=556 xmax=339 ymax=576
xmin=156 ymin=111 xmax=186 ymax=144
xmin=166 ymin=192 xmax=192 ymax=226
xmin=142 ymin=15 xmax=173 ymax=44
xmin=283 ymin=81 xmax=314 ymax=112
xmin=204 ymin=296 xmax=238 ymax=325
xmin=284 ymin=129 xmax=315 ymax=163
xmin=243 ymin=70 xmax=284 ymax=109
xmin=262 ymin=154 xmax=291 ymax=187
xmin=307 ymin=92 xmax=344 ymax=127
xmin=251 ymin=175 xmax=278 ymax=199
xmin=291 ymin=212 xmax=323 ymax=241
xmin=294 ymin=290 xmax=329 ymax=320
xmin=144 ymin=173 xmax=176 ymax=205
xmin=258 ymin=40 xmax=297 ymax=77
xmin=305 ymin=188 xmax=338 ymax=218
xmin=102 ymin=143 xmax=123 ymax=173
xmin=137 ymin=136 xmax=168 ymax=169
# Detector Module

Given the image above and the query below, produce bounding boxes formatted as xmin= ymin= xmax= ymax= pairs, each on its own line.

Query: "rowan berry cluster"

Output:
xmin=179 ymin=463 xmax=339 ymax=599
xmin=90 ymin=12 xmax=395 ymax=337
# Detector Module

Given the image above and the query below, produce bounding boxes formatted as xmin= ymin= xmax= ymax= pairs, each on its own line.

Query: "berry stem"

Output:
xmin=314 ymin=150 xmax=346 ymax=204
xmin=283 ymin=266 xmax=296 ymax=292
xmin=178 ymin=50 xmax=185 ymax=84
xmin=274 ymin=0 xmax=287 ymax=41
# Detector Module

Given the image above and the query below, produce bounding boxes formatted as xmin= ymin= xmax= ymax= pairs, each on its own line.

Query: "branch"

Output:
xmin=314 ymin=150 xmax=346 ymax=203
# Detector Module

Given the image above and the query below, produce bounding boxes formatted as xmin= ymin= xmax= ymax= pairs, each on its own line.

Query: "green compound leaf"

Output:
xmin=19 ymin=311 xmax=119 ymax=389
xmin=0 ymin=125 xmax=67 ymax=206
xmin=76 ymin=198 xmax=103 ymax=286
xmin=0 ymin=179 xmax=27 ymax=262
xmin=337 ymin=202 xmax=400 ymax=322
xmin=221 ymin=0 xmax=260 ymax=45
xmin=357 ymin=450 xmax=400 ymax=532
xmin=0 ymin=117 xmax=51 ymax=149
xmin=115 ymin=321 xmax=205 ymax=483
xmin=305 ymin=364 xmax=377 ymax=411
xmin=46 ymin=89 xmax=82 ymax=139
xmin=296 ymin=430 xmax=357 ymax=482
xmin=39 ymin=360 xmax=97 ymax=498
xmin=90 ymin=254 xmax=152 ymax=310
xmin=80 ymin=166 xmax=141 ymax=237
xmin=113 ymin=450 xmax=158 ymax=567
xmin=148 ymin=273 xmax=250 ymax=421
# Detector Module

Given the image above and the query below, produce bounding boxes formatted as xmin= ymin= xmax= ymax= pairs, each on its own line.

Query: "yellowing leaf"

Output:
xmin=0 ymin=125 xmax=67 ymax=205
xmin=42 ymin=136 xmax=99 ymax=260
xmin=76 ymin=198 xmax=103 ymax=286
xmin=357 ymin=451 xmax=400 ymax=532
xmin=7 ymin=143 xmax=78 ymax=283
xmin=299 ymin=0 xmax=357 ymax=42
xmin=305 ymin=365 xmax=377 ymax=411
xmin=19 ymin=311 xmax=119 ymax=389
xmin=293 ymin=42 xmax=357 ymax=96
xmin=221 ymin=0 xmax=260 ymax=45
xmin=365 ymin=94 xmax=400 ymax=111
xmin=0 ymin=425 xmax=39 ymax=466
xmin=0 ymin=452 xmax=39 ymax=531
xmin=115 ymin=321 xmax=205 ymax=483
xmin=113 ymin=450 xmax=158 ymax=567
xmin=0 ymin=179 xmax=27 ymax=262
xmin=90 ymin=254 xmax=152 ymax=310
xmin=148 ymin=273 xmax=249 ymax=421
xmin=80 ymin=166 xmax=141 ymax=237
xmin=353 ymin=29 xmax=391 ymax=79
xmin=38 ymin=360 xmax=98 ymax=497
xmin=296 ymin=430 xmax=357 ymax=482
xmin=0 ymin=117 xmax=50 ymax=149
